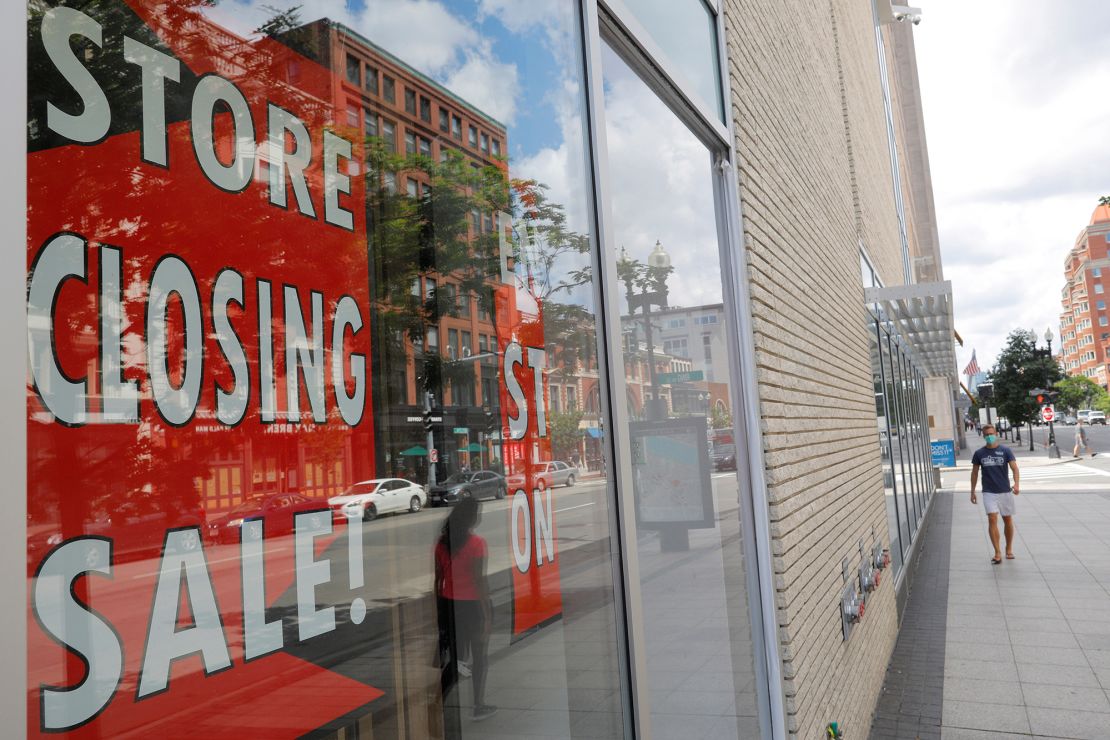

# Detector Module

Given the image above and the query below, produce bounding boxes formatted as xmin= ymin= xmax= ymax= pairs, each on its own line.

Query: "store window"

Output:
xmin=601 ymin=42 xmax=762 ymax=739
xmin=25 ymin=3 xmax=628 ymax=739
xmin=868 ymin=320 xmax=904 ymax=573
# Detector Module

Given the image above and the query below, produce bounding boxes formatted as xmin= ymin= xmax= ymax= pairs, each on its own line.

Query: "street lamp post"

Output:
xmin=1044 ymin=328 xmax=1060 ymax=459
xmin=620 ymin=242 xmax=671 ymax=421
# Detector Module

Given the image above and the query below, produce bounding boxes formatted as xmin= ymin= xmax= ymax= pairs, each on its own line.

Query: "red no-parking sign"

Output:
xmin=1041 ymin=405 xmax=1055 ymax=422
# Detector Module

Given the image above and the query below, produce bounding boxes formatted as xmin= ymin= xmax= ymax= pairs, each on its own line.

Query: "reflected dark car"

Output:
xmin=713 ymin=443 xmax=737 ymax=472
xmin=206 ymin=493 xmax=328 ymax=544
xmin=28 ymin=498 xmax=206 ymax=571
xmin=428 ymin=471 xmax=507 ymax=506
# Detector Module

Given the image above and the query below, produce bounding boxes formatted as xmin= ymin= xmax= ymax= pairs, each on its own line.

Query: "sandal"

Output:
xmin=991 ymin=557 xmax=1002 ymax=565
xmin=1006 ymin=553 xmax=1015 ymax=560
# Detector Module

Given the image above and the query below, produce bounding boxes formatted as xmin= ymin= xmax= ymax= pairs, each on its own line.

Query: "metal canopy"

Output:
xmin=865 ymin=281 xmax=957 ymax=379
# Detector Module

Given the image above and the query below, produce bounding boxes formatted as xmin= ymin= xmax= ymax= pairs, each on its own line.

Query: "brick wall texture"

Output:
xmin=722 ymin=0 xmax=920 ymax=737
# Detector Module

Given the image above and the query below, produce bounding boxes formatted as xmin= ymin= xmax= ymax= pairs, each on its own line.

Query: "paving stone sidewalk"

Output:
xmin=870 ymin=452 xmax=1110 ymax=740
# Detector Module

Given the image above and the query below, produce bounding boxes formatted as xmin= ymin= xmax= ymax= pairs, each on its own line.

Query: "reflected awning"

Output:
xmin=399 ymin=446 xmax=428 ymax=456
xmin=865 ymin=281 xmax=957 ymax=379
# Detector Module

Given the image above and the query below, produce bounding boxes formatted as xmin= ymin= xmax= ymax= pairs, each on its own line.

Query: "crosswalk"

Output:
xmin=1017 ymin=463 xmax=1109 ymax=481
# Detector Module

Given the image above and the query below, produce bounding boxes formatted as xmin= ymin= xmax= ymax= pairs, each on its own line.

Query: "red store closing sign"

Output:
xmin=25 ymin=2 xmax=563 ymax=736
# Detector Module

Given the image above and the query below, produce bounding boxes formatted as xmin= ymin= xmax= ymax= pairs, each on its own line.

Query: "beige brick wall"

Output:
xmin=722 ymin=0 xmax=913 ymax=737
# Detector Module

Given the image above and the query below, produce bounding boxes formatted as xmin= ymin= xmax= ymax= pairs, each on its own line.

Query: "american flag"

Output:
xmin=963 ymin=350 xmax=980 ymax=378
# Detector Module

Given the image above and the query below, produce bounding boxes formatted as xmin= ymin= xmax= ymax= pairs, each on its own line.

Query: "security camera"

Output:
xmin=890 ymin=4 xmax=923 ymax=24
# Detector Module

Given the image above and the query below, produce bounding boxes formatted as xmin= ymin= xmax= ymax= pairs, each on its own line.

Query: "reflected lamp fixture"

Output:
xmin=647 ymin=240 xmax=671 ymax=269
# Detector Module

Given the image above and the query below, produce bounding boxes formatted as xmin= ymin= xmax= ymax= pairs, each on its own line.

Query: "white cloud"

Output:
xmin=476 ymin=0 xmax=560 ymax=34
xmin=440 ymin=45 xmax=519 ymax=125
xmin=206 ymin=0 xmax=519 ymax=123
xmin=600 ymin=48 xmax=721 ymax=309
xmin=914 ymin=0 xmax=1110 ymax=373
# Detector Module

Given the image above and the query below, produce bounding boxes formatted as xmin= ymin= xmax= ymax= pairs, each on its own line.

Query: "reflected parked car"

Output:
xmin=207 ymin=493 xmax=326 ymax=544
xmin=1089 ymin=411 xmax=1106 ymax=425
xmin=1061 ymin=414 xmax=1078 ymax=425
xmin=428 ymin=470 xmax=507 ymax=506
xmin=538 ymin=461 xmax=577 ymax=487
xmin=328 ymin=478 xmax=427 ymax=521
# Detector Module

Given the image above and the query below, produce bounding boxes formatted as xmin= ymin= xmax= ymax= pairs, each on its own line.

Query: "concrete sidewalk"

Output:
xmin=870 ymin=473 xmax=1110 ymax=738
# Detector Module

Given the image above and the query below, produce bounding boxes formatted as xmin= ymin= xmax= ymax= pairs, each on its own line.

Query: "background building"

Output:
xmin=1059 ymin=203 xmax=1110 ymax=387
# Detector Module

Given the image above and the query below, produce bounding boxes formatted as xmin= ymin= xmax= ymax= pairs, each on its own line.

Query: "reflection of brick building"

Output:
xmin=1060 ymin=204 xmax=1110 ymax=388
xmin=287 ymin=20 xmax=511 ymax=478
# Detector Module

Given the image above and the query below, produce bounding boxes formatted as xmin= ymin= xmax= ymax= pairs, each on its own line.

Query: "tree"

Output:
xmin=548 ymin=409 xmax=584 ymax=462
xmin=710 ymin=405 xmax=732 ymax=430
xmin=989 ymin=329 xmax=1063 ymax=427
xmin=1054 ymin=375 xmax=1108 ymax=413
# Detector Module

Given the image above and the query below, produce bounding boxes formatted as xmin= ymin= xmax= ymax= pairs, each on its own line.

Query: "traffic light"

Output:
xmin=422 ymin=411 xmax=434 ymax=432
xmin=484 ymin=409 xmax=496 ymax=433
xmin=1035 ymin=393 xmax=1047 ymax=405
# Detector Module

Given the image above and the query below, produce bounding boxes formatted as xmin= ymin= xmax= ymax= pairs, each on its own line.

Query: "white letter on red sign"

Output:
xmin=295 ymin=511 xmax=336 ymax=641
xmin=138 ymin=529 xmax=231 ymax=698
xmin=28 ymin=233 xmax=89 ymax=426
xmin=41 ymin=7 xmax=110 ymax=143
xmin=34 ymin=538 xmax=122 ymax=731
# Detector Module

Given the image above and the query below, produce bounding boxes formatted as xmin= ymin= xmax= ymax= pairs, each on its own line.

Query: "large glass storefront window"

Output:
xmin=601 ymin=42 xmax=762 ymax=739
xmin=26 ymin=3 xmax=631 ymax=738
xmin=868 ymin=319 xmax=903 ymax=575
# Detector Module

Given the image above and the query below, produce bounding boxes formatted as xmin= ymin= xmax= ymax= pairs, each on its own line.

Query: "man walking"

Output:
xmin=970 ymin=424 xmax=1021 ymax=565
xmin=1074 ymin=418 xmax=1094 ymax=458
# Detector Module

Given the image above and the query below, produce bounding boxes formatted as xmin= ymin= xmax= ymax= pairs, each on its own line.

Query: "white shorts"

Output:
xmin=983 ymin=491 xmax=1016 ymax=517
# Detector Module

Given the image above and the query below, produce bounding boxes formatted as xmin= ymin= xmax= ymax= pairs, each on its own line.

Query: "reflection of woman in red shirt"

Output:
xmin=435 ymin=497 xmax=496 ymax=723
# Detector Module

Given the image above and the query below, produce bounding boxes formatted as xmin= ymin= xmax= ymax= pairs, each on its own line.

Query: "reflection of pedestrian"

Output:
xmin=1074 ymin=419 xmax=1094 ymax=457
xmin=435 ymin=498 xmax=496 ymax=724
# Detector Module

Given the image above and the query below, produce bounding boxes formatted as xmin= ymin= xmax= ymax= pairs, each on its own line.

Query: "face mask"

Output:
xmin=985 ymin=434 xmax=998 ymax=444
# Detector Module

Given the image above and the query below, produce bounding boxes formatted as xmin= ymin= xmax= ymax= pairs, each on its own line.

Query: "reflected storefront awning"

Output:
xmin=865 ymin=281 xmax=957 ymax=379
xmin=399 ymin=446 xmax=428 ymax=456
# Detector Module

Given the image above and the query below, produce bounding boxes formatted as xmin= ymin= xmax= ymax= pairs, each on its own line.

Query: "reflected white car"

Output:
xmin=328 ymin=478 xmax=427 ymax=521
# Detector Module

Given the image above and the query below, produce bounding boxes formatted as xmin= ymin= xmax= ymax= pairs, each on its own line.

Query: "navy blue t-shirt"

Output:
xmin=972 ymin=445 xmax=1015 ymax=493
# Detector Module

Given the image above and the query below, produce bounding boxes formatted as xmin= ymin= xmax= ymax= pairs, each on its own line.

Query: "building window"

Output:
xmin=345 ymin=54 xmax=360 ymax=85
xmin=383 ymin=171 xmax=396 ymax=194
xmin=567 ymin=386 xmax=577 ymax=410
xmin=492 ymin=138 xmax=501 ymax=156
xmin=703 ymin=333 xmax=712 ymax=360
xmin=420 ymin=96 xmax=431 ymax=123
xmin=364 ymin=110 xmax=377 ymax=137
xmin=382 ymin=75 xmax=395 ymax=102
xmin=461 ymin=331 xmax=472 ymax=356
xmin=480 ymin=133 xmax=489 ymax=153
xmin=365 ymin=66 xmax=378 ymax=94
xmin=447 ymin=328 xmax=459 ymax=358
xmin=1094 ymin=267 xmax=1102 ymax=277
xmin=451 ymin=115 xmax=462 ymax=139
xmin=404 ymin=131 xmax=416 ymax=155
xmin=1101 ymin=317 xmax=1108 ymax=327
xmin=424 ymin=278 xmax=436 ymax=302
xmin=346 ymin=104 xmax=359 ymax=128
xmin=1097 ymin=284 xmax=1104 ymax=294
xmin=439 ymin=108 xmax=449 ymax=133
xmin=406 ymin=179 xmax=418 ymax=198
xmin=419 ymin=136 xmax=431 ymax=157
xmin=404 ymin=88 xmax=416 ymax=115
xmin=1097 ymin=300 xmax=1105 ymax=310
xmin=457 ymin=290 xmax=470 ymax=317
xmin=426 ymin=326 xmax=438 ymax=350
xmin=382 ymin=120 xmax=396 ymax=151
xmin=667 ymin=318 xmax=685 ymax=328
xmin=468 ymin=125 xmax=478 ymax=147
